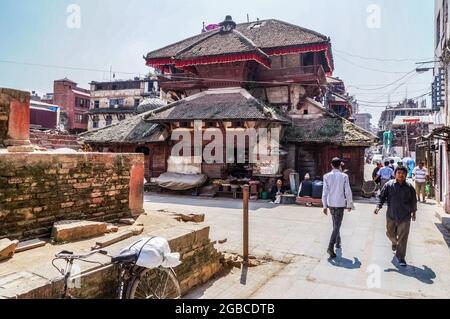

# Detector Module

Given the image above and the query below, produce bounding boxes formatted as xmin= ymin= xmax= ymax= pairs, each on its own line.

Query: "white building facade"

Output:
xmin=88 ymin=78 xmax=159 ymax=130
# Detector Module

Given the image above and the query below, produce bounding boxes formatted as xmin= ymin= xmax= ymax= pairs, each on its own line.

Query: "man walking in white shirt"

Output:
xmin=412 ymin=162 xmax=428 ymax=203
xmin=322 ymin=158 xmax=354 ymax=259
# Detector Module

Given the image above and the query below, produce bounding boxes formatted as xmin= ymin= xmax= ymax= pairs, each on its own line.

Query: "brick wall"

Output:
xmin=0 ymin=88 xmax=31 ymax=147
xmin=0 ymin=91 xmax=9 ymax=145
xmin=0 ymin=152 xmax=144 ymax=241
xmin=30 ymin=131 xmax=81 ymax=150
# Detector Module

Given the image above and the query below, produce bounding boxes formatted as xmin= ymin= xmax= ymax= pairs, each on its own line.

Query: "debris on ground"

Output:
xmin=106 ymin=225 xmax=119 ymax=233
xmin=172 ymin=213 xmax=205 ymax=223
xmin=0 ymin=238 xmax=19 ymax=261
xmin=220 ymin=252 xmax=266 ymax=269
xmin=118 ymin=218 xmax=136 ymax=225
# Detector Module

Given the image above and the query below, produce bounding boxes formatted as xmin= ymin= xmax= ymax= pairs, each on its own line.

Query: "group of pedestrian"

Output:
xmin=322 ymin=157 xmax=425 ymax=267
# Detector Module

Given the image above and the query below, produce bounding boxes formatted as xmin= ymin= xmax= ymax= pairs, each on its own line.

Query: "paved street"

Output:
xmin=144 ymin=191 xmax=450 ymax=299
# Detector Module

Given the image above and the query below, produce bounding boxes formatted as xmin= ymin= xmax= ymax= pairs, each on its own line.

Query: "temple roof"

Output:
xmin=137 ymin=97 xmax=167 ymax=114
xmin=144 ymin=88 xmax=290 ymax=123
xmin=146 ymin=18 xmax=333 ymax=72
xmin=79 ymin=111 xmax=166 ymax=145
xmin=285 ymin=112 xmax=378 ymax=146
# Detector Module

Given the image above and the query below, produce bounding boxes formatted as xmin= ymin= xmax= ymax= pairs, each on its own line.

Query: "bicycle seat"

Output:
xmin=111 ymin=251 xmax=138 ymax=264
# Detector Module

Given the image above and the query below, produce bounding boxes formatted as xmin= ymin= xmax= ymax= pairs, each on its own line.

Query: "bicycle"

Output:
xmin=52 ymin=248 xmax=181 ymax=299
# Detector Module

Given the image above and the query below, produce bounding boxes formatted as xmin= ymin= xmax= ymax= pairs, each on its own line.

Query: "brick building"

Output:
xmin=88 ymin=78 xmax=159 ymax=131
xmin=43 ymin=78 xmax=91 ymax=134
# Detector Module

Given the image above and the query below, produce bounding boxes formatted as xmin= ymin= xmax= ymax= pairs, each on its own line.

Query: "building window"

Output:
xmin=75 ymin=114 xmax=85 ymax=123
xmin=76 ymin=98 xmax=89 ymax=108
xmin=233 ymin=121 xmax=245 ymax=128
xmin=303 ymin=109 xmax=309 ymax=115
xmin=300 ymin=52 xmax=314 ymax=67
xmin=92 ymin=115 xmax=99 ymax=128
xmin=105 ymin=115 xmax=113 ymax=126
xmin=206 ymin=121 xmax=217 ymax=128
xmin=118 ymin=114 xmax=126 ymax=121
xmin=94 ymin=100 xmax=100 ymax=108
xmin=180 ymin=121 xmax=190 ymax=128
xmin=109 ymin=99 xmax=124 ymax=108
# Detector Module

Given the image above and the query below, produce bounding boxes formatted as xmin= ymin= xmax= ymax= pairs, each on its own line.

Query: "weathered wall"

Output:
xmin=0 ymin=88 xmax=31 ymax=147
xmin=30 ymin=131 xmax=81 ymax=150
xmin=0 ymin=152 xmax=144 ymax=241
xmin=0 ymin=91 xmax=9 ymax=145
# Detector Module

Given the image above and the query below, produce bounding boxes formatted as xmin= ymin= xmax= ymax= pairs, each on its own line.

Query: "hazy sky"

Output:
xmin=0 ymin=0 xmax=435 ymax=123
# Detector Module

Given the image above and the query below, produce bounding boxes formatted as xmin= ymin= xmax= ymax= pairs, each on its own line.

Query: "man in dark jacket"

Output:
xmin=269 ymin=179 xmax=285 ymax=202
xmin=372 ymin=162 xmax=382 ymax=184
xmin=374 ymin=166 xmax=417 ymax=267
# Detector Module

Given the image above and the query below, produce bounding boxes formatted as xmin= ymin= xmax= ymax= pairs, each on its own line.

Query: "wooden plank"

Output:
xmin=92 ymin=230 xmax=134 ymax=250
xmin=16 ymin=239 xmax=47 ymax=253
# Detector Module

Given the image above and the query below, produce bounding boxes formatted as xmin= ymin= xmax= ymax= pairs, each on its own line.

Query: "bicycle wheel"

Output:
xmin=126 ymin=267 xmax=181 ymax=299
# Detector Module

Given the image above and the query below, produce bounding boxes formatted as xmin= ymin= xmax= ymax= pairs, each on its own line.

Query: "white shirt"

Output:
xmin=322 ymin=169 xmax=353 ymax=209
xmin=413 ymin=167 xmax=428 ymax=183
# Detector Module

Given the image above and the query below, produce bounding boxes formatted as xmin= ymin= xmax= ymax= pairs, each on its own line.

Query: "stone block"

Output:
xmin=119 ymin=218 xmax=135 ymax=225
xmin=51 ymin=220 xmax=108 ymax=243
xmin=0 ymin=238 xmax=19 ymax=261
xmin=106 ymin=225 xmax=119 ymax=233
xmin=15 ymin=238 xmax=46 ymax=253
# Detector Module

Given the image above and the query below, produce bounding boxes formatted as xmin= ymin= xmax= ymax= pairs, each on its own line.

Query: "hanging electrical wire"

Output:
xmin=356 ymin=91 xmax=431 ymax=108
xmin=334 ymin=53 xmax=416 ymax=74
xmin=333 ymin=48 xmax=434 ymax=63
xmin=0 ymin=59 xmax=145 ymax=77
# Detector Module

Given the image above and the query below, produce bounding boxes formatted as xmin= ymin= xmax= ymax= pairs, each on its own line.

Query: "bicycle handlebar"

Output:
xmin=55 ymin=249 xmax=109 ymax=260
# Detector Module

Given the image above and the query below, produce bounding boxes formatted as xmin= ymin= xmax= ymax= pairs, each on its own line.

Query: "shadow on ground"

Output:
xmin=328 ymin=249 xmax=362 ymax=269
xmin=435 ymin=222 xmax=450 ymax=251
xmin=384 ymin=257 xmax=436 ymax=284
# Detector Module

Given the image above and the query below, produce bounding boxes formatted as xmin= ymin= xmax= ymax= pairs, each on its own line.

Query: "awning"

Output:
xmin=428 ymin=126 xmax=450 ymax=140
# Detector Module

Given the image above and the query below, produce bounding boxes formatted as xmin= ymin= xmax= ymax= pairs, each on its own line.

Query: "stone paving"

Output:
xmin=144 ymin=193 xmax=450 ymax=299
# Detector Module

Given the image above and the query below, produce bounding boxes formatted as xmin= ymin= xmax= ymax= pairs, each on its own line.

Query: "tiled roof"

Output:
xmin=146 ymin=18 xmax=333 ymax=71
xmin=136 ymin=97 xmax=167 ymax=114
xmin=89 ymin=108 xmax=135 ymax=114
xmin=144 ymin=88 xmax=290 ymax=122
xmin=147 ymin=19 xmax=328 ymax=59
xmin=285 ymin=112 xmax=378 ymax=146
xmin=79 ymin=111 xmax=166 ymax=144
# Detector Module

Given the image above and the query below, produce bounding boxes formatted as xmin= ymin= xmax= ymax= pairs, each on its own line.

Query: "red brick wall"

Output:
xmin=30 ymin=131 xmax=81 ymax=150
xmin=0 ymin=152 xmax=144 ymax=241
xmin=0 ymin=88 xmax=31 ymax=146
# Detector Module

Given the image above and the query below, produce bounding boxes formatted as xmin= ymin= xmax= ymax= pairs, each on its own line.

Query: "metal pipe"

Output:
xmin=243 ymin=185 xmax=249 ymax=264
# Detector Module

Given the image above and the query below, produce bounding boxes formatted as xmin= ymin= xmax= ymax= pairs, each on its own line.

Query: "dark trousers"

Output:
xmin=329 ymin=208 xmax=344 ymax=249
xmin=386 ymin=217 xmax=411 ymax=260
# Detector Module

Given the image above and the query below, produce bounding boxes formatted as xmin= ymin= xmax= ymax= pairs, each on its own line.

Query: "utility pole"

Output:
xmin=242 ymin=185 xmax=249 ymax=264
xmin=405 ymin=123 xmax=410 ymax=157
